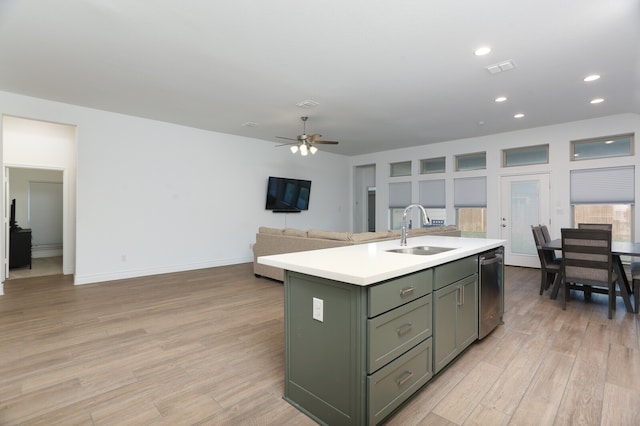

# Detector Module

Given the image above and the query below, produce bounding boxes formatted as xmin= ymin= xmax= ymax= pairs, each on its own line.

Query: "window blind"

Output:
xmin=570 ymin=166 xmax=634 ymax=204
xmin=419 ymin=179 xmax=445 ymax=208
xmin=454 ymin=177 xmax=486 ymax=207
xmin=389 ymin=182 xmax=411 ymax=208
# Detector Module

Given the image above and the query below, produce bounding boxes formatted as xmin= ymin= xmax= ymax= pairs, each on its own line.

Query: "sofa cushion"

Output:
xmin=259 ymin=226 xmax=283 ymax=235
xmin=283 ymin=228 xmax=308 ymax=237
xmin=388 ymin=229 xmax=401 ymax=237
xmin=308 ymin=229 xmax=351 ymax=241
xmin=350 ymin=231 xmax=390 ymax=242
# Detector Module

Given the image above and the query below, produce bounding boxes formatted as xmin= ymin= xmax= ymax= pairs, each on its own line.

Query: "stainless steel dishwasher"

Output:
xmin=478 ymin=247 xmax=504 ymax=339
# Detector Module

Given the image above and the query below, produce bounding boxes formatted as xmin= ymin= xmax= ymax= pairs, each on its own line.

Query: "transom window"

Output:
xmin=420 ymin=157 xmax=446 ymax=174
xmin=390 ymin=161 xmax=411 ymax=177
xmin=571 ymin=133 xmax=633 ymax=161
xmin=455 ymin=152 xmax=486 ymax=171
xmin=503 ymin=144 xmax=549 ymax=167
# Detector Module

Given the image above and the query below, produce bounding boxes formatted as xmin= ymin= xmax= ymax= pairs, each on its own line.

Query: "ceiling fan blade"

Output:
xmin=276 ymin=136 xmax=298 ymax=141
xmin=307 ymin=133 xmax=322 ymax=143
xmin=275 ymin=141 xmax=300 ymax=147
xmin=314 ymin=140 xmax=339 ymax=145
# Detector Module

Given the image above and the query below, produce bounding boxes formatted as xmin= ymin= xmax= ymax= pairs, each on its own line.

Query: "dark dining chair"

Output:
xmin=532 ymin=225 xmax=562 ymax=295
xmin=539 ymin=224 xmax=561 ymax=261
xmin=631 ymin=262 xmax=640 ymax=314
xmin=561 ymin=228 xmax=617 ymax=319
xmin=578 ymin=223 xmax=613 ymax=231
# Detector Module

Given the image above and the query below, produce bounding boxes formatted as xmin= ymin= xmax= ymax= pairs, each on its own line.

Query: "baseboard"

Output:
xmin=32 ymin=244 xmax=63 ymax=258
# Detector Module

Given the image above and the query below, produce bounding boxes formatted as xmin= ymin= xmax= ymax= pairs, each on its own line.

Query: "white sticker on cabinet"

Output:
xmin=313 ymin=297 xmax=324 ymax=322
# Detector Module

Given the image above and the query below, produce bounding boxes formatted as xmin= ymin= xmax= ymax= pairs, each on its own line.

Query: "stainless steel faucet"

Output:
xmin=400 ymin=204 xmax=431 ymax=246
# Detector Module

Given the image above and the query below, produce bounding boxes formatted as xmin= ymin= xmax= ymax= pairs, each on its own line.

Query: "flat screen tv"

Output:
xmin=265 ymin=176 xmax=311 ymax=212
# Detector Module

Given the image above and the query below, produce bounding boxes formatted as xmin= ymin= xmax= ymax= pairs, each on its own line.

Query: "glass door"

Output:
xmin=500 ymin=174 xmax=550 ymax=267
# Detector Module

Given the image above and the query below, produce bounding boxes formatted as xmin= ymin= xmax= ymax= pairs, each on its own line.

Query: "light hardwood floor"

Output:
xmin=0 ymin=264 xmax=639 ymax=425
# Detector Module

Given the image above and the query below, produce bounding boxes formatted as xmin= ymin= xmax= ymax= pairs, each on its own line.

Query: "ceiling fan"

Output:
xmin=276 ymin=116 xmax=339 ymax=155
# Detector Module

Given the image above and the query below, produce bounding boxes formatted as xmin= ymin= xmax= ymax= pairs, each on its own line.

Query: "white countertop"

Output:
xmin=258 ymin=235 xmax=505 ymax=286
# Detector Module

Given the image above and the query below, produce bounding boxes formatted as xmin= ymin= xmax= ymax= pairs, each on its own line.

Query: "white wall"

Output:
xmin=0 ymin=91 xmax=350 ymax=285
xmin=350 ymin=113 xmax=640 ymax=242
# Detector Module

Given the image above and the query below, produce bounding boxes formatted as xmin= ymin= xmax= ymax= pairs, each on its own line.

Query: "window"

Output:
xmin=420 ymin=157 xmax=445 ymax=174
xmin=570 ymin=166 xmax=634 ymax=255
xmin=503 ymin=144 xmax=549 ymax=167
xmin=419 ymin=179 xmax=446 ymax=226
xmin=388 ymin=182 xmax=411 ymax=229
xmin=454 ymin=177 xmax=487 ymax=237
xmin=456 ymin=152 xmax=486 ymax=171
xmin=571 ymin=133 xmax=633 ymax=161
xmin=573 ymin=205 xmax=632 ymax=243
xmin=390 ymin=161 xmax=411 ymax=177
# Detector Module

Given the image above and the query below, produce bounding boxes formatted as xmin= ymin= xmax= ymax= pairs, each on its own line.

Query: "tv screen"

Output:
xmin=265 ymin=176 xmax=312 ymax=211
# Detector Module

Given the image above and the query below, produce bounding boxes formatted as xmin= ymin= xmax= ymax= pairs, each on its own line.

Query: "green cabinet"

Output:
xmin=283 ymin=254 xmax=482 ymax=424
xmin=284 ymin=269 xmax=433 ymax=425
xmin=433 ymin=256 xmax=478 ymax=374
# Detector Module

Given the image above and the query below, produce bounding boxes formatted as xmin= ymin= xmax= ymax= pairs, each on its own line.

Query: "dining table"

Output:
xmin=541 ymin=239 xmax=640 ymax=313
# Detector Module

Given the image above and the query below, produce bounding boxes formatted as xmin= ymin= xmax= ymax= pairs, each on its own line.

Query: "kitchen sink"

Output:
xmin=386 ymin=246 xmax=455 ymax=256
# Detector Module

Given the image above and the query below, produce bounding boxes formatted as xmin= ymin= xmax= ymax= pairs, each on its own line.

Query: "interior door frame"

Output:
xmin=499 ymin=173 xmax=550 ymax=267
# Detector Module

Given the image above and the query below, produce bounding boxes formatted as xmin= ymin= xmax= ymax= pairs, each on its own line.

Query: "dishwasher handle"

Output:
xmin=480 ymin=254 xmax=502 ymax=266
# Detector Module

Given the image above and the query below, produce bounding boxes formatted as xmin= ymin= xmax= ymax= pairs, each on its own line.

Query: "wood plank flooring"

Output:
xmin=0 ymin=264 xmax=639 ymax=425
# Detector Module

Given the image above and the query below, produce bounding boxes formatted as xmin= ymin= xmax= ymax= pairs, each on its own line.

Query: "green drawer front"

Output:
xmin=368 ymin=269 xmax=433 ymax=317
xmin=368 ymin=294 xmax=432 ymax=373
xmin=433 ymin=255 xmax=477 ymax=290
xmin=368 ymin=338 xmax=433 ymax=425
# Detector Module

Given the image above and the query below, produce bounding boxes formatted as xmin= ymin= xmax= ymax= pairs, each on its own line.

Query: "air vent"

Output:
xmin=486 ymin=60 xmax=516 ymax=74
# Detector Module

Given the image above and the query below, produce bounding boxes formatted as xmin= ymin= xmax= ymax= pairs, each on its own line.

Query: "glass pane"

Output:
xmin=456 ymin=207 xmax=486 ymax=237
xmin=390 ymin=161 xmax=411 ymax=177
xmin=456 ymin=152 xmax=486 ymax=171
xmin=573 ymin=204 xmax=632 ymax=243
xmin=420 ymin=157 xmax=445 ymax=174
xmin=572 ymin=134 xmax=633 ymax=161
xmin=510 ymin=181 xmax=539 ymax=256
xmin=421 ymin=208 xmax=446 ymax=227
xmin=504 ymin=145 xmax=548 ymax=167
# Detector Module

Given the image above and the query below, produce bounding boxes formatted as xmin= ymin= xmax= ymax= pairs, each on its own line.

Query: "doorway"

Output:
xmin=499 ymin=173 xmax=550 ymax=267
xmin=6 ymin=168 xmax=64 ymax=279
xmin=2 ymin=115 xmax=76 ymax=284
xmin=354 ymin=164 xmax=376 ymax=233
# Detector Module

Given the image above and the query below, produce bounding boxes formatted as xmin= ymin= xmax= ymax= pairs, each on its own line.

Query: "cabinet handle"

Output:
xmin=457 ymin=286 xmax=462 ymax=306
xmin=461 ymin=285 xmax=465 ymax=305
xmin=396 ymin=323 xmax=413 ymax=336
xmin=396 ymin=371 xmax=414 ymax=387
xmin=400 ymin=287 xmax=415 ymax=297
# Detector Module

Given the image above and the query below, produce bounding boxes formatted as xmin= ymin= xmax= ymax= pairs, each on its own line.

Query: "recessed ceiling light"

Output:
xmin=474 ymin=46 xmax=491 ymax=56
xmin=590 ymin=98 xmax=604 ymax=104
xmin=584 ymin=74 xmax=600 ymax=82
xmin=514 ymin=113 xmax=525 ymax=119
xmin=495 ymin=96 xmax=507 ymax=103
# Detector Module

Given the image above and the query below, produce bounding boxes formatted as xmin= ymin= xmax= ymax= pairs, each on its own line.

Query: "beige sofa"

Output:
xmin=253 ymin=225 xmax=461 ymax=281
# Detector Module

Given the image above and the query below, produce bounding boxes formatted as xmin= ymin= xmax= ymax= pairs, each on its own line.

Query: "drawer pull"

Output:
xmin=396 ymin=371 xmax=414 ymax=387
xmin=399 ymin=287 xmax=415 ymax=297
xmin=396 ymin=323 xmax=413 ymax=336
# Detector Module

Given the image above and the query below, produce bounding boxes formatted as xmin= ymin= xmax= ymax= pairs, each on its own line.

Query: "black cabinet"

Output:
xmin=10 ymin=228 xmax=32 ymax=269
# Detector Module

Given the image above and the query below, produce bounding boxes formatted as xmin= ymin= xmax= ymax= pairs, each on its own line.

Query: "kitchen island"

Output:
xmin=259 ymin=235 xmax=505 ymax=425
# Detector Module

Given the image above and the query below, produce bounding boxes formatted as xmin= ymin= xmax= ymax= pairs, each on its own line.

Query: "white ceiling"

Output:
xmin=1 ymin=0 xmax=639 ymax=156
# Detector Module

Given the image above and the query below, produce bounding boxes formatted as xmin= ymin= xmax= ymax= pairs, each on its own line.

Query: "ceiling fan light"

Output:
xmin=309 ymin=146 xmax=318 ymax=154
xmin=290 ymin=145 xmax=298 ymax=153
xmin=300 ymin=144 xmax=308 ymax=155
